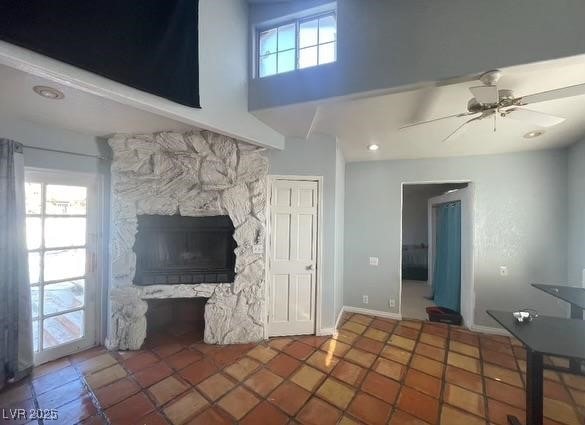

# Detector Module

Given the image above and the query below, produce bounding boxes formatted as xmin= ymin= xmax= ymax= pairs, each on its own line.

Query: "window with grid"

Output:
xmin=25 ymin=181 xmax=89 ymax=353
xmin=257 ymin=12 xmax=336 ymax=78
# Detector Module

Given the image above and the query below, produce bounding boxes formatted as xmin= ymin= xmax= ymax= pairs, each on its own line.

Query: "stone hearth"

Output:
xmin=106 ymin=130 xmax=269 ymax=350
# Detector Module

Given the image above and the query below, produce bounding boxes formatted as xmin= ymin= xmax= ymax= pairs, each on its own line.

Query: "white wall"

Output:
xmin=249 ymin=0 xmax=585 ymax=110
xmin=568 ymin=138 xmax=585 ymax=286
xmin=266 ymin=134 xmax=343 ymax=330
xmin=0 ymin=0 xmax=284 ymax=149
xmin=344 ymin=149 xmax=569 ymax=327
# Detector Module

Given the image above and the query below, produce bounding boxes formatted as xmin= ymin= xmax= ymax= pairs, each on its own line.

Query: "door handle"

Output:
xmin=306 ymin=264 xmax=314 ymax=271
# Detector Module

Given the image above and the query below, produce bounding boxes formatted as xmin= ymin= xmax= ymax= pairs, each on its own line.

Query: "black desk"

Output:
xmin=487 ymin=310 xmax=585 ymax=425
xmin=532 ymin=283 xmax=585 ymax=373
xmin=532 ymin=283 xmax=585 ymax=319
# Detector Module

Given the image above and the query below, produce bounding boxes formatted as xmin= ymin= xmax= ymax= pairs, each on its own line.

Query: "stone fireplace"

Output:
xmin=105 ymin=130 xmax=269 ymax=350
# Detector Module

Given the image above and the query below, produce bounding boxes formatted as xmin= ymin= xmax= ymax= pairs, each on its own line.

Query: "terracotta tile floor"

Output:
xmin=1 ymin=312 xmax=585 ymax=425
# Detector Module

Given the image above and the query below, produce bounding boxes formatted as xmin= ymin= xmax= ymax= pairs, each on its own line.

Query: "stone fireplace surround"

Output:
xmin=106 ymin=130 xmax=269 ymax=350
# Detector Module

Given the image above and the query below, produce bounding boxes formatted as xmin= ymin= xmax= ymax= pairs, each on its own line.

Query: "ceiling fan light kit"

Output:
xmin=524 ymin=130 xmax=545 ymax=139
xmin=400 ymin=69 xmax=584 ymax=143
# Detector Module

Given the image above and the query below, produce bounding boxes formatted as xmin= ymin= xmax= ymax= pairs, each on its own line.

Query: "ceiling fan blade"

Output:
xmin=400 ymin=111 xmax=477 ymax=130
xmin=407 ymin=86 xmax=439 ymax=126
xmin=469 ymin=85 xmax=499 ymax=104
xmin=441 ymin=116 xmax=482 ymax=143
xmin=504 ymin=108 xmax=565 ymax=128
xmin=520 ymin=82 xmax=585 ymax=105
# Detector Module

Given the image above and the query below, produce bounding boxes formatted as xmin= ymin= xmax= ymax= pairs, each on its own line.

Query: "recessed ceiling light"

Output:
xmin=368 ymin=144 xmax=380 ymax=151
xmin=524 ymin=130 xmax=544 ymax=139
xmin=33 ymin=85 xmax=64 ymax=100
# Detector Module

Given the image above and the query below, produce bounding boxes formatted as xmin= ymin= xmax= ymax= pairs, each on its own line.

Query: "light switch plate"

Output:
xmin=369 ymin=257 xmax=379 ymax=266
xmin=500 ymin=266 xmax=508 ymax=276
xmin=253 ymin=244 xmax=264 ymax=254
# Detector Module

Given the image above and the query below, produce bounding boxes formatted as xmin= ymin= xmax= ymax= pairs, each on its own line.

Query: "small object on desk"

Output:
xmin=513 ymin=309 xmax=538 ymax=323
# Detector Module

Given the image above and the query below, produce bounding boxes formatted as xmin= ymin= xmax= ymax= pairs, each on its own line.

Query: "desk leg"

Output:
xmin=569 ymin=306 xmax=583 ymax=373
xmin=526 ymin=349 xmax=544 ymax=425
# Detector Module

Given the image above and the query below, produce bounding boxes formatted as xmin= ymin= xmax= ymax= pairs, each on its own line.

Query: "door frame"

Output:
xmin=399 ymin=181 xmax=475 ymax=327
xmin=264 ymin=175 xmax=324 ymax=338
xmin=25 ymin=167 xmax=105 ymax=365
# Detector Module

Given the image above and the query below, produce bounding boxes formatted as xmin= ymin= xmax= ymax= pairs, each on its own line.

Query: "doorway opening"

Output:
xmin=400 ymin=182 xmax=471 ymax=323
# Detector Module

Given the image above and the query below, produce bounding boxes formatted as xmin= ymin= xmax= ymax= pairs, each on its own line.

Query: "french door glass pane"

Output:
xmin=45 ymin=217 xmax=86 ymax=248
xmin=44 ymin=248 xmax=86 ymax=282
xmin=43 ymin=280 xmax=85 ymax=315
xmin=319 ymin=42 xmax=336 ymax=64
xmin=28 ymin=252 xmax=41 ymax=284
xmin=299 ymin=19 xmax=318 ymax=48
xmin=25 ymin=183 xmax=42 ymax=214
xmin=278 ymin=23 xmax=296 ymax=51
xmin=278 ymin=50 xmax=296 ymax=73
xmin=319 ymin=15 xmax=336 ymax=43
xmin=299 ymin=46 xmax=318 ymax=68
xmin=31 ymin=286 xmax=40 ymax=320
xmin=45 ymin=185 xmax=87 ymax=215
xmin=42 ymin=310 xmax=84 ymax=349
xmin=259 ymin=53 xmax=277 ymax=77
xmin=33 ymin=320 xmax=39 ymax=352
xmin=26 ymin=217 xmax=42 ymax=250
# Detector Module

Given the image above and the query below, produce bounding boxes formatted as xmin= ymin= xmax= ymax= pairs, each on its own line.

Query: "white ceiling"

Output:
xmin=0 ymin=63 xmax=193 ymax=137
xmin=253 ymin=55 xmax=585 ymax=161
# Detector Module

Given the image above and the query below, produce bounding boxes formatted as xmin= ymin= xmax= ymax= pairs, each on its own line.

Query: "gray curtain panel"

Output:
xmin=0 ymin=138 xmax=33 ymax=390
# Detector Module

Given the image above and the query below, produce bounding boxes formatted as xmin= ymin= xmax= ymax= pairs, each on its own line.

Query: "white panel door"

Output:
xmin=268 ymin=179 xmax=319 ymax=336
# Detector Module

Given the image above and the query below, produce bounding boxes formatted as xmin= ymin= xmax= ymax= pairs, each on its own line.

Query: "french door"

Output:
xmin=25 ymin=169 xmax=99 ymax=364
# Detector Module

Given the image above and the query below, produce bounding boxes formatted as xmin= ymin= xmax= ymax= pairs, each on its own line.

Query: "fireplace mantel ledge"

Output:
xmin=138 ymin=283 xmax=227 ymax=299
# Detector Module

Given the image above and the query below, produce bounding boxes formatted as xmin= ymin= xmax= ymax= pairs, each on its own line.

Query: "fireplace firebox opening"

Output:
xmin=133 ymin=215 xmax=236 ymax=286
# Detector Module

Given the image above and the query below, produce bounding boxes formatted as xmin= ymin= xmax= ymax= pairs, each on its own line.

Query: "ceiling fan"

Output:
xmin=401 ymin=70 xmax=585 ymax=143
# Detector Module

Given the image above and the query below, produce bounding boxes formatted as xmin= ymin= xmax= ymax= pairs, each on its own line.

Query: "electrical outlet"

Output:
xmin=369 ymin=257 xmax=379 ymax=266
xmin=500 ymin=266 xmax=508 ymax=277
xmin=362 ymin=295 xmax=369 ymax=304
xmin=388 ymin=298 xmax=396 ymax=308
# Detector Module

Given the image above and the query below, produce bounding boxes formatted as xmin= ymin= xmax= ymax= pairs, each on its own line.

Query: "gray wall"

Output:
xmin=0 ymin=113 xmax=106 ymax=173
xmin=334 ymin=142 xmax=345 ymax=323
xmin=568 ymin=138 xmax=585 ymax=286
xmin=344 ymin=149 xmax=569 ymax=327
xmin=267 ymin=134 xmax=343 ymax=329
xmin=249 ymin=0 xmax=585 ymax=110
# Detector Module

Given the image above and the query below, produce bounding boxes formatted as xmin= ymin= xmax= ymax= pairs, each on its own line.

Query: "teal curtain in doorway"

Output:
xmin=432 ymin=201 xmax=461 ymax=312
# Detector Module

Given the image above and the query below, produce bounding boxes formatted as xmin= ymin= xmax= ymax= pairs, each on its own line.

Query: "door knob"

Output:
xmin=306 ymin=264 xmax=314 ymax=271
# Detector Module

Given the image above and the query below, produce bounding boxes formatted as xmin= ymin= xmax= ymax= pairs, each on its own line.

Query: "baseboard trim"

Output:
xmin=469 ymin=324 xmax=511 ymax=336
xmin=343 ymin=306 xmax=402 ymax=321
xmin=316 ymin=328 xmax=336 ymax=336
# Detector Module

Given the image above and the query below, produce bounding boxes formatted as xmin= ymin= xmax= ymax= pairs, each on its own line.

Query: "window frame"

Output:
xmin=256 ymin=10 xmax=337 ymax=79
